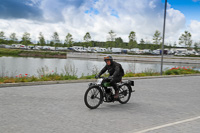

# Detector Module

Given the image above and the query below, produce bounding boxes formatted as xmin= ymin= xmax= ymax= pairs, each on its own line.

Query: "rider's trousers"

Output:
xmin=110 ymin=76 xmax=122 ymax=92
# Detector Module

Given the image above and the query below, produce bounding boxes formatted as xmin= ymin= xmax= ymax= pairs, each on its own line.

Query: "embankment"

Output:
xmin=0 ymin=48 xmax=67 ymax=58
xmin=67 ymin=52 xmax=200 ymax=64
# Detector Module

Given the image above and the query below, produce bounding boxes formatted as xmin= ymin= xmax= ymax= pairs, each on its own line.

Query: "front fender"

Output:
xmin=88 ymin=83 xmax=103 ymax=92
xmin=88 ymin=83 xmax=101 ymax=88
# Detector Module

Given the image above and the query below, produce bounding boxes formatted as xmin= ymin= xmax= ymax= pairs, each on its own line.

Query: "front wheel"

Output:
xmin=118 ymin=84 xmax=131 ymax=104
xmin=84 ymin=86 xmax=103 ymax=109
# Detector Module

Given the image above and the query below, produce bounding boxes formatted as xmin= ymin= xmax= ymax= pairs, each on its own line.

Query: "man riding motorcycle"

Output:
xmin=96 ymin=55 xmax=124 ymax=99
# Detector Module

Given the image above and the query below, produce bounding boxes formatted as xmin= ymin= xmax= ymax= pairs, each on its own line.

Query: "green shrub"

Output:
xmin=80 ymin=74 xmax=96 ymax=79
xmin=142 ymin=69 xmax=160 ymax=76
xmin=124 ymin=72 xmax=135 ymax=77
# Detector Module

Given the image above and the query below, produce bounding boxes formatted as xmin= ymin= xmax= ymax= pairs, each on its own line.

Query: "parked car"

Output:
xmin=49 ymin=47 xmax=55 ymax=51
xmin=112 ymin=48 xmax=122 ymax=53
xmin=152 ymin=50 xmax=160 ymax=55
xmin=5 ymin=45 xmax=12 ymax=49
xmin=42 ymin=46 xmax=50 ymax=50
xmin=175 ymin=51 xmax=186 ymax=56
xmin=130 ymin=48 xmax=140 ymax=53
xmin=20 ymin=45 xmax=26 ymax=49
xmin=0 ymin=44 xmax=6 ymax=48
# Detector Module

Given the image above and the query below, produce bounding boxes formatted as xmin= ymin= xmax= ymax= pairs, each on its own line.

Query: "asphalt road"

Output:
xmin=0 ymin=76 xmax=200 ymax=133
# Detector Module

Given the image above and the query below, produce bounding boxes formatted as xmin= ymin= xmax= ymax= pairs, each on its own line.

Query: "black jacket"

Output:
xmin=99 ymin=61 xmax=124 ymax=78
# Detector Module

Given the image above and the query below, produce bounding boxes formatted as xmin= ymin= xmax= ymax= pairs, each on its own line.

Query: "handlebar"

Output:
xmin=95 ymin=75 xmax=112 ymax=80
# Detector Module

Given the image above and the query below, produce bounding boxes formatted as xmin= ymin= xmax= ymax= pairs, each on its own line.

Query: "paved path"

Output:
xmin=0 ymin=76 xmax=200 ymax=133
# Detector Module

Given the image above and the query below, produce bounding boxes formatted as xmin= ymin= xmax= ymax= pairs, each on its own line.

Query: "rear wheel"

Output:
xmin=118 ymin=84 xmax=131 ymax=104
xmin=84 ymin=87 xmax=103 ymax=109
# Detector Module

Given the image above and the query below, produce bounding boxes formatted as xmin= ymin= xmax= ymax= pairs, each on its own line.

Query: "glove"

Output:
xmin=108 ymin=76 xmax=113 ymax=80
xmin=95 ymin=75 xmax=100 ymax=79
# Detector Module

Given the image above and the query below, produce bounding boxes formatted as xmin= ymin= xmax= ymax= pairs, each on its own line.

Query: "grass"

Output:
xmin=123 ymin=67 xmax=200 ymax=77
xmin=0 ymin=48 xmax=22 ymax=56
xmin=0 ymin=67 xmax=199 ymax=84
xmin=0 ymin=48 xmax=66 ymax=58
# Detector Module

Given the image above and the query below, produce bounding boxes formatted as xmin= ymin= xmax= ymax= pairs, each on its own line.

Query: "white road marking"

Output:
xmin=127 ymin=116 xmax=200 ymax=133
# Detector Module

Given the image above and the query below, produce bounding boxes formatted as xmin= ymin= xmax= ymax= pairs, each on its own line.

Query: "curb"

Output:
xmin=0 ymin=74 xmax=200 ymax=88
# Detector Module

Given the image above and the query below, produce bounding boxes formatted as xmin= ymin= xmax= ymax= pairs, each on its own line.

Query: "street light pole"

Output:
xmin=160 ymin=0 xmax=167 ymax=75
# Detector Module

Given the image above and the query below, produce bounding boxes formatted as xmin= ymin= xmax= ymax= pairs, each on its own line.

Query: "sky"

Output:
xmin=0 ymin=0 xmax=200 ymax=46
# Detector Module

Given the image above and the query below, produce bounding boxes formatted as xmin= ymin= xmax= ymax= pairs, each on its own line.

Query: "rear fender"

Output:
xmin=128 ymin=80 xmax=134 ymax=86
xmin=121 ymin=80 xmax=135 ymax=93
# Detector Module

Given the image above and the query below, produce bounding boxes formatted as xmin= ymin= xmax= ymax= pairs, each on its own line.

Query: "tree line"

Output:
xmin=0 ymin=30 xmax=199 ymax=50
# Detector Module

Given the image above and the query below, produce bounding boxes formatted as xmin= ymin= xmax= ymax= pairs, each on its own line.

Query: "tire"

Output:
xmin=84 ymin=86 xmax=103 ymax=109
xmin=118 ymin=84 xmax=131 ymax=104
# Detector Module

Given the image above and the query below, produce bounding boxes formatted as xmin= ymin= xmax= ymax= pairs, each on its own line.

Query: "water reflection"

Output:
xmin=0 ymin=56 xmax=199 ymax=77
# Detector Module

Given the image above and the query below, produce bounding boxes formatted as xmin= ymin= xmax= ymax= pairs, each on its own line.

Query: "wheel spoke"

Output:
xmin=85 ymin=87 xmax=102 ymax=109
xmin=94 ymin=91 xmax=100 ymax=97
xmin=95 ymin=97 xmax=100 ymax=100
xmin=118 ymin=85 xmax=131 ymax=104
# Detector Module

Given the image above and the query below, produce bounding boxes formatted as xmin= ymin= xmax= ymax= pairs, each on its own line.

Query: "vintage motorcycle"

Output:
xmin=84 ymin=77 xmax=135 ymax=109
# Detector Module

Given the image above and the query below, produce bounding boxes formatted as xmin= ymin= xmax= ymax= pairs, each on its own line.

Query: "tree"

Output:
xmin=173 ymin=41 xmax=177 ymax=48
xmin=179 ymin=31 xmax=192 ymax=47
xmin=153 ymin=30 xmax=162 ymax=45
xmin=107 ymin=30 xmax=116 ymax=41
xmin=52 ymin=32 xmax=60 ymax=47
xmin=38 ymin=32 xmax=46 ymax=46
xmin=128 ymin=31 xmax=137 ymax=48
xmin=10 ymin=33 xmax=18 ymax=43
xmin=21 ymin=32 xmax=31 ymax=47
xmin=106 ymin=30 xmax=116 ymax=47
xmin=83 ymin=32 xmax=92 ymax=47
xmin=168 ymin=43 xmax=172 ymax=50
xmin=0 ymin=31 xmax=6 ymax=44
xmin=115 ymin=37 xmax=123 ymax=47
xmin=140 ymin=38 xmax=145 ymax=44
xmin=65 ymin=33 xmax=73 ymax=47
xmin=83 ymin=32 xmax=91 ymax=42
xmin=194 ymin=42 xmax=199 ymax=52
xmin=128 ymin=31 xmax=136 ymax=42
xmin=0 ymin=31 xmax=5 ymax=40
xmin=49 ymin=41 xmax=54 ymax=46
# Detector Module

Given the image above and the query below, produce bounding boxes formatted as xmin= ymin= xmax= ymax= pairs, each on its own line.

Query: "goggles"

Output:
xmin=104 ymin=57 xmax=110 ymax=60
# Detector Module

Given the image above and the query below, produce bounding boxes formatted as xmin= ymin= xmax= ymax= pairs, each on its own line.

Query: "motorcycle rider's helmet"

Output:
xmin=104 ymin=55 xmax=113 ymax=63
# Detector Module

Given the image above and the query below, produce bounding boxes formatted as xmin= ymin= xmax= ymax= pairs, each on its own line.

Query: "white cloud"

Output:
xmin=0 ymin=0 xmax=187 ymax=44
xmin=189 ymin=20 xmax=200 ymax=42
xmin=165 ymin=8 xmax=186 ymax=44
xmin=0 ymin=19 xmax=67 ymax=42
xmin=40 ymin=0 xmax=66 ymax=22
xmin=149 ymin=0 xmax=157 ymax=9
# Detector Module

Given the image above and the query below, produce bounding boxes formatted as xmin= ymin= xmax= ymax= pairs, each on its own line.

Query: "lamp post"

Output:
xmin=160 ymin=0 xmax=167 ymax=75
